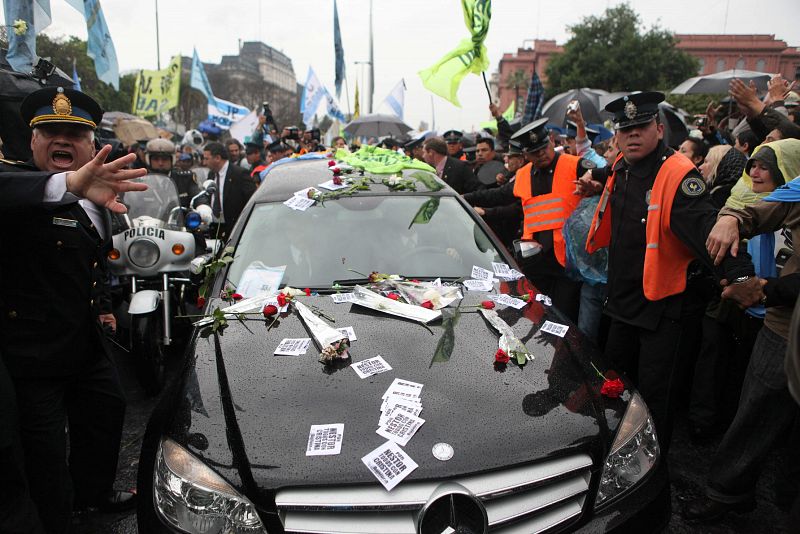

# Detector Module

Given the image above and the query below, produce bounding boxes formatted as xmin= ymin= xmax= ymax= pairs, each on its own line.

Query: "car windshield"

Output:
xmin=229 ymin=195 xmax=503 ymax=288
xmin=121 ymin=174 xmax=183 ymax=227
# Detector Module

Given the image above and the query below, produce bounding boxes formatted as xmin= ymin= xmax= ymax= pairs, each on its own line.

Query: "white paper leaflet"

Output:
xmin=236 ymin=263 xmax=285 ymax=299
xmin=491 ymin=262 xmax=513 ymax=278
xmin=352 ymin=355 xmax=392 ymax=379
xmin=535 ymin=294 xmax=553 ymax=306
xmin=376 ymin=411 xmax=425 ymax=446
xmin=361 ymin=441 xmax=418 ymax=491
xmin=274 ymin=338 xmax=311 ymax=356
xmin=490 ymin=293 xmax=527 ymax=309
xmin=318 ymin=179 xmax=348 ymax=191
xmin=540 ymin=320 xmax=569 ymax=337
xmin=306 ymin=424 xmax=343 ymax=456
xmin=284 ymin=195 xmax=315 ymax=211
xmin=462 ymin=279 xmax=493 ymax=292
xmin=379 ymin=398 xmax=423 ymax=425
xmin=336 ymin=326 xmax=357 ymax=342
xmin=471 ymin=265 xmax=494 ymax=281
xmin=330 ymin=292 xmax=356 ymax=304
xmin=381 ymin=378 xmax=423 ymax=400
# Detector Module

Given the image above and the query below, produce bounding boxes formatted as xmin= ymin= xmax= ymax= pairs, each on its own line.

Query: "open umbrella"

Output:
xmin=344 ymin=114 xmax=411 ymax=138
xmin=540 ymin=88 xmax=610 ymax=126
xmin=670 ymin=69 xmax=771 ymax=95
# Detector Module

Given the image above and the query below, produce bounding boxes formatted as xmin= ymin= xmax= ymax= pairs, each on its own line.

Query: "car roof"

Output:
xmin=251 ymin=157 xmax=458 ymax=203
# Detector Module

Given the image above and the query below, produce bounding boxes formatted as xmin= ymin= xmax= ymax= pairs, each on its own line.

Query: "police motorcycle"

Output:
xmin=108 ymin=174 xmax=212 ymax=395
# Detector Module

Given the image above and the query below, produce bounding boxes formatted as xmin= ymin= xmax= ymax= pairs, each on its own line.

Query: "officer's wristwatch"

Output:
xmin=731 ymin=275 xmax=753 ymax=285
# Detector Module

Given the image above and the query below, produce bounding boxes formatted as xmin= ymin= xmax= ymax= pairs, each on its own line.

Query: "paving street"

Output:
xmin=69 ymin=342 xmax=791 ymax=534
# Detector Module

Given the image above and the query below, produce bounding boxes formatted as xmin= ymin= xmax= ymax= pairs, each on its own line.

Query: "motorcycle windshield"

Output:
xmin=122 ymin=174 xmax=183 ymax=228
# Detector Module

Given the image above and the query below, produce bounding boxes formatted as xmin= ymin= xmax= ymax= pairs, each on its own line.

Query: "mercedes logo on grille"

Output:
xmin=417 ymin=483 xmax=488 ymax=534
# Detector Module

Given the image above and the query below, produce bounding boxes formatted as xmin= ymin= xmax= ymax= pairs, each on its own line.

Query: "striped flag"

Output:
xmin=521 ymin=69 xmax=545 ymax=124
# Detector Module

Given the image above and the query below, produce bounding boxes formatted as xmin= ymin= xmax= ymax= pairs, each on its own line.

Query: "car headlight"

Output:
xmin=594 ymin=392 xmax=659 ymax=508
xmin=128 ymin=239 xmax=160 ymax=268
xmin=154 ymin=438 xmax=266 ymax=533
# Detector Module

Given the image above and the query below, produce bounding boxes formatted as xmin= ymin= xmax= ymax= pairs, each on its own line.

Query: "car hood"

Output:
xmin=170 ymin=280 xmax=625 ymax=499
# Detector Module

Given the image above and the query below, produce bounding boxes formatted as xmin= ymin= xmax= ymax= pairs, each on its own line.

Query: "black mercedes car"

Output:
xmin=137 ymin=155 xmax=669 ymax=534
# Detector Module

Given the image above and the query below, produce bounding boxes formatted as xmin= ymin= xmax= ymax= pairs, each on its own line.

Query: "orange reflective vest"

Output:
xmin=513 ymin=153 xmax=581 ymax=266
xmin=586 ymin=152 xmax=697 ymax=301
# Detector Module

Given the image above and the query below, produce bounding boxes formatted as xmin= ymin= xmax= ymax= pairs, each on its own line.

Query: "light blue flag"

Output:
xmin=207 ymin=96 xmax=250 ymax=130
xmin=382 ymin=79 xmax=406 ymax=120
xmin=64 ymin=0 xmax=119 ymax=89
xmin=3 ymin=0 xmax=52 ymax=73
xmin=190 ymin=48 xmax=215 ymax=103
xmin=324 ymin=89 xmax=346 ymax=122
xmin=72 ymin=61 xmax=82 ymax=91
xmin=300 ymin=66 xmax=326 ymax=126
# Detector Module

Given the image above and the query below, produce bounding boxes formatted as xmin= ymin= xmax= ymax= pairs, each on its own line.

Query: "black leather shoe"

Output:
xmin=94 ymin=490 xmax=137 ymax=513
xmin=682 ymin=496 xmax=755 ymax=522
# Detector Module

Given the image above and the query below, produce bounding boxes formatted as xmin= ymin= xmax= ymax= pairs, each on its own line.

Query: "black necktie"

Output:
xmin=210 ymin=171 xmax=221 ymax=218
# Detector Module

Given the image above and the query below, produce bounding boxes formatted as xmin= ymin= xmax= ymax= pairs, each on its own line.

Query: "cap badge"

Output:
xmin=624 ymin=100 xmax=637 ymax=120
xmin=530 ymin=131 xmax=539 ymax=144
xmin=52 ymin=93 xmax=72 ymax=116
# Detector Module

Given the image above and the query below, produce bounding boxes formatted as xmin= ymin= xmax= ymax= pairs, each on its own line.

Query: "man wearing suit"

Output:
xmin=0 ymin=87 xmax=146 ymax=533
xmin=203 ymin=141 xmax=257 ymax=239
xmin=422 ymin=137 xmax=480 ymax=195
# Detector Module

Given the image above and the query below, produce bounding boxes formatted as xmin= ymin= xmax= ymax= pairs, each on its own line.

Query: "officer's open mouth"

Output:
xmin=51 ymin=150 xmax=74 ymax=165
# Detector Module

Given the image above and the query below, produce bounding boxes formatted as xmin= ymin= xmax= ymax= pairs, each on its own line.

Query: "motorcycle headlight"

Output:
xmin=128 ymin=239 xmax=160 ymax=268
xmin=154 ymin=438 xmax=266 ymax=534
xmin=594 ymin=392 xmax=659 ymax=509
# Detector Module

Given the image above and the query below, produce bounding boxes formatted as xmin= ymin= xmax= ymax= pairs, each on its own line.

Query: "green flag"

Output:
xmin=502 ymin=100 xmax=515 ymax=121
xmin=418 ymin=0 xmax=491 ymax=107
xmin=408 ymin=197 xmax=441 ymax=229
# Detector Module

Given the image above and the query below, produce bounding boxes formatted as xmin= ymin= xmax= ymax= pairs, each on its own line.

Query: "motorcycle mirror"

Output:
xmin=202 ymin=179 xmax=216 ymax=193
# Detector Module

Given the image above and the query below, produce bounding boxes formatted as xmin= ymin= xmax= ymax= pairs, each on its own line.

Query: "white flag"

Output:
xmin=301 ymin=67 xmax=326 ymax=126
xmin=207 ymin=96 xmax=250 ymax=131
xmin=382 ymin=79 xmax=406 ymax=120
xmin=230 ymin=109 xmax=260 ymax=144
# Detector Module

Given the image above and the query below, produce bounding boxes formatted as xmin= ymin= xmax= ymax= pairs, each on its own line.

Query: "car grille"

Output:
xmin=275 ymin=453 xmax=593 ymax=533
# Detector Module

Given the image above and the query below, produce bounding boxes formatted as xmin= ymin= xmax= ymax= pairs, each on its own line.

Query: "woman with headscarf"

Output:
xmin=699 ymin=145 xmax=747 ymax=209
xmin=686 ymin=138 xmax=800 ymax=522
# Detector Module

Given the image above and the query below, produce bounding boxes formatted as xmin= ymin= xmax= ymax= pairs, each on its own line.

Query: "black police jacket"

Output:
xmin=0 ymin=161 xmax=109 ymax=377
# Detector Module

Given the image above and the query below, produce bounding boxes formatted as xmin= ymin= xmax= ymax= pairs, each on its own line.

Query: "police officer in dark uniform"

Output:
xmin=464 ymin=118 xmax=595 ymax=321
xmin=145 ymin=138 xmax=200 ymax=209
xmin=0 ymin=87 xmax=145 ymax=532
xmin=244 ymin=141 xmax=268 ymax=180
xmin=443 ymin=130 xmax=466 ymax=160
xmin=579 ymin=92 xmax=759 ymax=453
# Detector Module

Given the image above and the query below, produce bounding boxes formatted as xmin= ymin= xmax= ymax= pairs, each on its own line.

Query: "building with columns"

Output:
xmin=495 ymin=35 xmax=800 ymax=113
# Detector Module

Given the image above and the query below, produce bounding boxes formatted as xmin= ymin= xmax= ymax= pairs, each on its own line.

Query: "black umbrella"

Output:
xmin=540 ymin=88 xmax=610 ymax=126
xmin=0 ymin=55 xmax=79 ymax=160
xmin=671 ymin=69 xmax=771 ymax=95
xmin=344 ymin=114 xmax=411 ymax=138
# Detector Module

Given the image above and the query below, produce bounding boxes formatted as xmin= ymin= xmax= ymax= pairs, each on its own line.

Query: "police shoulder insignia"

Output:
xmin=680 ymin=176 xmax=706 ymax=197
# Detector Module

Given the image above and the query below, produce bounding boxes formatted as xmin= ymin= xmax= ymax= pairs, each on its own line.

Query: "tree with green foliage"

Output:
xmin=35 ymin=34 xmax=136 ymax=112
xmin=545 ymin=4 xmax=698 ymax=96
xmin=505 ymin=69 xmax=529 ymax=111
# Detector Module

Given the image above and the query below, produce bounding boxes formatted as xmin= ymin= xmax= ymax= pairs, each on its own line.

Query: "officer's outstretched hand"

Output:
xmin=706 ymin=215 xmax=740 ymax=265
xmin=66 ymin=145 xmax=148 ymax=213
xmin=573 ymin=171 xmax=602 ymax=197
xmin=720 ymin=277 xmax=767 ymax=309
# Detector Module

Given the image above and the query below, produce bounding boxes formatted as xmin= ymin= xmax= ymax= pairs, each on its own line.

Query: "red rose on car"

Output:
xmin=421 ymin=300 xmax=434 ymax=309
xmin=387 ymin=293 xmax=400 ymax=300
xmin=196 ymin=296 xmax=206 ymax=308
xmin=277 ymin=293 xmax=288 ymax=307
xmin=600 ymin=378 xmax=625 ymax=398
xmin=304 ymin=288 xmax=312 ymax=296
xmin=262 ymin=304 xmax=278 ymax=318
xmin=327 ymin=160 xmax=336 ymax=167
xmin=333 ymin=176 xmax=343 ymax=186
xmin=494 ymin=348 xmax=509 ymax=364
xmin=481 ymin=300 xmax=495 ymax=310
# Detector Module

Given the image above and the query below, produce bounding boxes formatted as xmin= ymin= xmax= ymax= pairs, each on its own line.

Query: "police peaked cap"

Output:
xmin=21 ymin=86 xmax=103 ymax=129
xmin=510 ymin=117 xmax=550 ymax=152
xmin=443 ymin=130 xmax=464 ymax=143
xmin=604 ymin=91 xmax=664 ymax=130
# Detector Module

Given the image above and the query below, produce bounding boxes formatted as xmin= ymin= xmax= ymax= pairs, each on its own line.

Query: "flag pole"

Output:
xmin=482 ymin=72 xmax=492 ymax=103
xmin=155 ymin=0 xmax=161 ymax=69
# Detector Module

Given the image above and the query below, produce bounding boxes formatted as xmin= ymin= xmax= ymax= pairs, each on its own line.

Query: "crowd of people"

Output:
xmin=2 ymin=69 xmax=800 ymax=532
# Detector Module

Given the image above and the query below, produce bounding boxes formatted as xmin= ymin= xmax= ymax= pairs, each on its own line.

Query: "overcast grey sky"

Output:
xmin=3 ymin=0 xmax=799 ymax=131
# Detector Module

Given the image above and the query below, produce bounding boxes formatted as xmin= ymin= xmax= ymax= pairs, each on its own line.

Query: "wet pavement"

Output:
xmin=71 ymin=345 xmax=792 ymax=534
